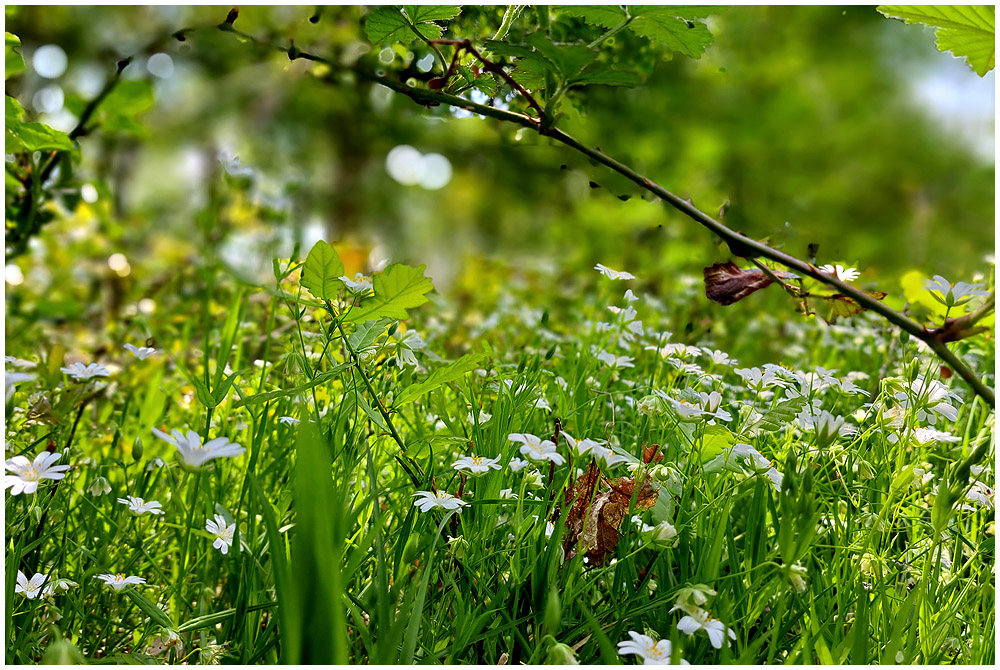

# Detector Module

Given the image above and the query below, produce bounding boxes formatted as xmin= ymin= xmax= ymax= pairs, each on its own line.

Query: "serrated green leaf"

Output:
xmin=405 ymin=5 xmax=461 ymax=23
xmin=878 ymin=5 xmax=995 ymax=76
xmin=301 ymin=241 xmax=345 ymax=300
xmin=366 ymin=5 xmax=460 ymax=45
xmin=527 ymin=33 xmax=597 ymax=79
xmin=630 ymin=7 xmax=715 ymax=58
xmin=561 ymin=6 xmax=628 ymax=28
xmin=571 ymin=63 xmax=642 ymax=87
xmin=6 ymin=95 xmax=24 ymax=122
xmin=5 ymin=33 xmax=25 ymax=80
xmin=344 ymin=263 xmax=434 ymax=323
xmin=755 ymin=395 xmax=807 ymax=432
xmin=393 ymin=352 xmax=485 ymax=407
xmin=6 ymin=119 xmax=75 ymax=152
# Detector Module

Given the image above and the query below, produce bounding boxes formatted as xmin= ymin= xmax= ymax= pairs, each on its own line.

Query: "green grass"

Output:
xmin=4 ymin=253 xmax=995 ymax=664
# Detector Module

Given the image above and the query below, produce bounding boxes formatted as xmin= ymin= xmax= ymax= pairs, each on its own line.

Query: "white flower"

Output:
xmin=597 ymin=350 xmax=635 ymax=369
xmin=643 ymin=521 xmax=678 ymax=548
xmin=95 ymin=573 xmax=146 ymax=591
xmin=218 ymin=152 xmax=253 ymax=176
xmin=798 ymin=410 xmax=855 ymax=447
xmin=151 ymin=428 xmax=245 ymax=468
xmin=87 ymin=476 xmax=111 ymax=497
xmin=623 ymin=289 xmax=640 ymax=303
xmin=41 ymin=577 xmax=78 ymax=598
xmin=675 ymin=607 xmax=736 ymax=649
xmin=339 ymin=273 xmax=373 ymax=293
xmin=911 ymin=427 xmax=960 ymax=444
xmin=452 ymin=454 xmax=502 ymax=475
xmin=15 ymin=571 xmax=48 ymax=599
xmin=617 ymin=631 xmax=687 ymax=665
xmin=508 ymin=457 xmax=530 ymax=472
xmin=206 ymin=513 xmax=236 ymax=554
xmin=788 ymin=564 xmax=808 ymax=592
xmin=498 ymin=488 xmax=518 ymax=500
xmin=764 ymin=468 xmax=783 ymax=492
xmin=60 ymin=362 xmax=110 ymax=380
xmin=562 ymin=431 xmax=628 ymax=467
xmin=895 ymin=378 xmax=961 ymax=424
xmin=818 ymin=264 xmax=861 ymax=282
xmin=595 ymin=263 xmax=636 ymax=281
xmin=509 ymin=433 xmax=565 ymax=465
xmin=727 ymin=443 xmax=772 ymax=470
xmin=924 ymin=274 xmax=989 ymax=307
xmin=467 ymin=410 xmax=492 ymax=424
xmin=659 ymin=394 xmax=705 ymax=421
xmin=5 ymin=371 xmax=36 ymax=399
xmin=965 ymin=481 xmax=994 ymax=509
xmin=124 ymin=344 xmax=157 ymax=360
xmin=5 ymin=451 xmax=71 ymax=495
xmin=278 ymin=416 xmax=300 ymax=426
xmin=735 ymin=367 xmax=788 ymax=390
xmin=117 ymin=496 xmax=165 ymax=515
xmin=412 ymin=490 xmax=469 ymax=513
xmin=702 ymin=348 xmax=735 ymax=366
xmin=697 ymin=391 xmax=732 ymax=421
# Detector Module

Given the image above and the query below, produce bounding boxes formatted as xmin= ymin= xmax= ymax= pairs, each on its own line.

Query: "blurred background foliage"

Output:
xmin=5 ymin=5 xmax=994 ymax=360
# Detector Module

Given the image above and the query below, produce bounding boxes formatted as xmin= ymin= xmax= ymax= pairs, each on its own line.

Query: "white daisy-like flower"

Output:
xmin=697 ymin=391 xmax=733 ymax=421
xmin=206 ymin=513 xmax=236 ymax=554
xmin=735 ymin=367 xmax=788 ymax=391
xmin=798 ymin=410 xmax=855 ymax=447
xmin=623 ymin=289 xmax=640 ymax=303
xmin=339 ymin=272 xmax=373 ymax=293
xmin=15 ymin=571 xmax=48 ymax=599
xmin=597 ymin=350 xmax=635 ymax=369
xmin=818 ymin=264 xmax=861 ymax=282
xmin=727 ymin=443 xmax=773 ymax=470
xmin=595 ymin=263 xmax=636 ymax=281
xmin=508 ymin=457 xmax=530 ymax=472
xmin=452 ymin=454 xmax=502 ymax=475
xmin=41 ymin=577 xmax=78 ymax=598
xmin=658 ymin=394 xmax=705 ymax=422
xmin=123 ymin=344 xmax=157 ymax=360
xmin=4 ymin=451 xmax=71 ymax=495
xmin=675 ymin=606 xmax=736 ymax=649
xmin=95 ymin=573 xmax=146 ymax=591
xmin=278 ymin=416 xmax=300 ymax=426
xmin=151 ymin=427 xmax=245 ymax=469
xmin=965 ymin=481 xmax=994 ymax=509
xmin=617 ymin=631 xmax=687 ymax=665
xmin=412 ymin=490 xmax=469 ymax=513
xmin=509 ymin=433 xmax=565 ymax=465
xmin=702 ymin=348 xmax=735 ymax=366
xmin=911 ymin=427 xmax=961 ymax=444
xmin=924 ymin=274 xmax=989 ymax=306
xmin=60 ymin=362 xmax=110 ymax=380
xmin=562 ymin=431 xmax=628 ymax=467
xmin=117 ymin=496 xmax=165 ymax=515
xmin=467 ymin=410 xmax=492 ymax=424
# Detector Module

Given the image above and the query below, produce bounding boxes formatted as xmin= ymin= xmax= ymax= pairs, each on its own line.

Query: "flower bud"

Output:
xmin=87 ymin=476 xmax=111 ymax=497
xmin=132 ymin=436 xmax=144 ymax=462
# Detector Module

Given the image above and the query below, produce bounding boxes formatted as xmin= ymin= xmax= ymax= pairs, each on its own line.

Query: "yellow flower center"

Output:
xmin=471 ymin=456 xmax=483 ymax=465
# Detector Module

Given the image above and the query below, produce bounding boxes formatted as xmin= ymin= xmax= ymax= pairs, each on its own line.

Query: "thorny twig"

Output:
xmin=207 ymin=15 xmax=994 ymax=407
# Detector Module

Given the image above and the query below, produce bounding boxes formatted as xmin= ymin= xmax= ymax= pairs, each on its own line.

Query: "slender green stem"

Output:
xmin=588 ymin=16 xmax=632 ymax=49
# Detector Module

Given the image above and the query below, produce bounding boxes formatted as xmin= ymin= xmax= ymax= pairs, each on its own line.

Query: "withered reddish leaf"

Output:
xmin=642 ymin=443 xmax=663 ymax=464
xmin=703 ymin=262 xmax=796 ymax=306
xmin=822 ymin=291 xmax=887 ymax=323
xmin=560 ymin=468 xmax=659 ymax=566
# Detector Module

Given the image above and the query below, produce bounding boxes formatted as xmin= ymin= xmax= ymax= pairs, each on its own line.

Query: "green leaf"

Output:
xmin=878 ymin=5 xmax=995 ymax=76
xmin=233 ymin=363 xmax=352 ymax=408
xmin=570 ymin=63 xmax=642 ymax=87
xmin=103 ymin=80 xmax=155 ymax=117
xmin=365 ymin=6 xmax=461 ymax=45
xmin=5 ymin=33 xmax=25 ymax=79
xmin=286 ymin=421 xmax=348 ymax=664
xmin=212 ymin=370 xmax=243 ymax=406
xmin=125 ymin=589 xmax=174 ymax=629
xmin=6 ymin=95 xmax=24 ymax=122
xmin=629 ymin=6 xmax=716 ymax=58
xmin=754 ymin=395 xmax=807 ymax=432
xmin=561 ymin=6 xmax=628 ymax=28
xmin=344 ymin=263 xmax=434 ymax=323
xmin=177 ymin=608 xmax=237 ymax=634
xmin=6 ymin=119 xmax=74 ymax=153
xmin=393 ymin=352 xmax=485 ymax=407
xmin=301 ymin=241 xmax=345 ymax=300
